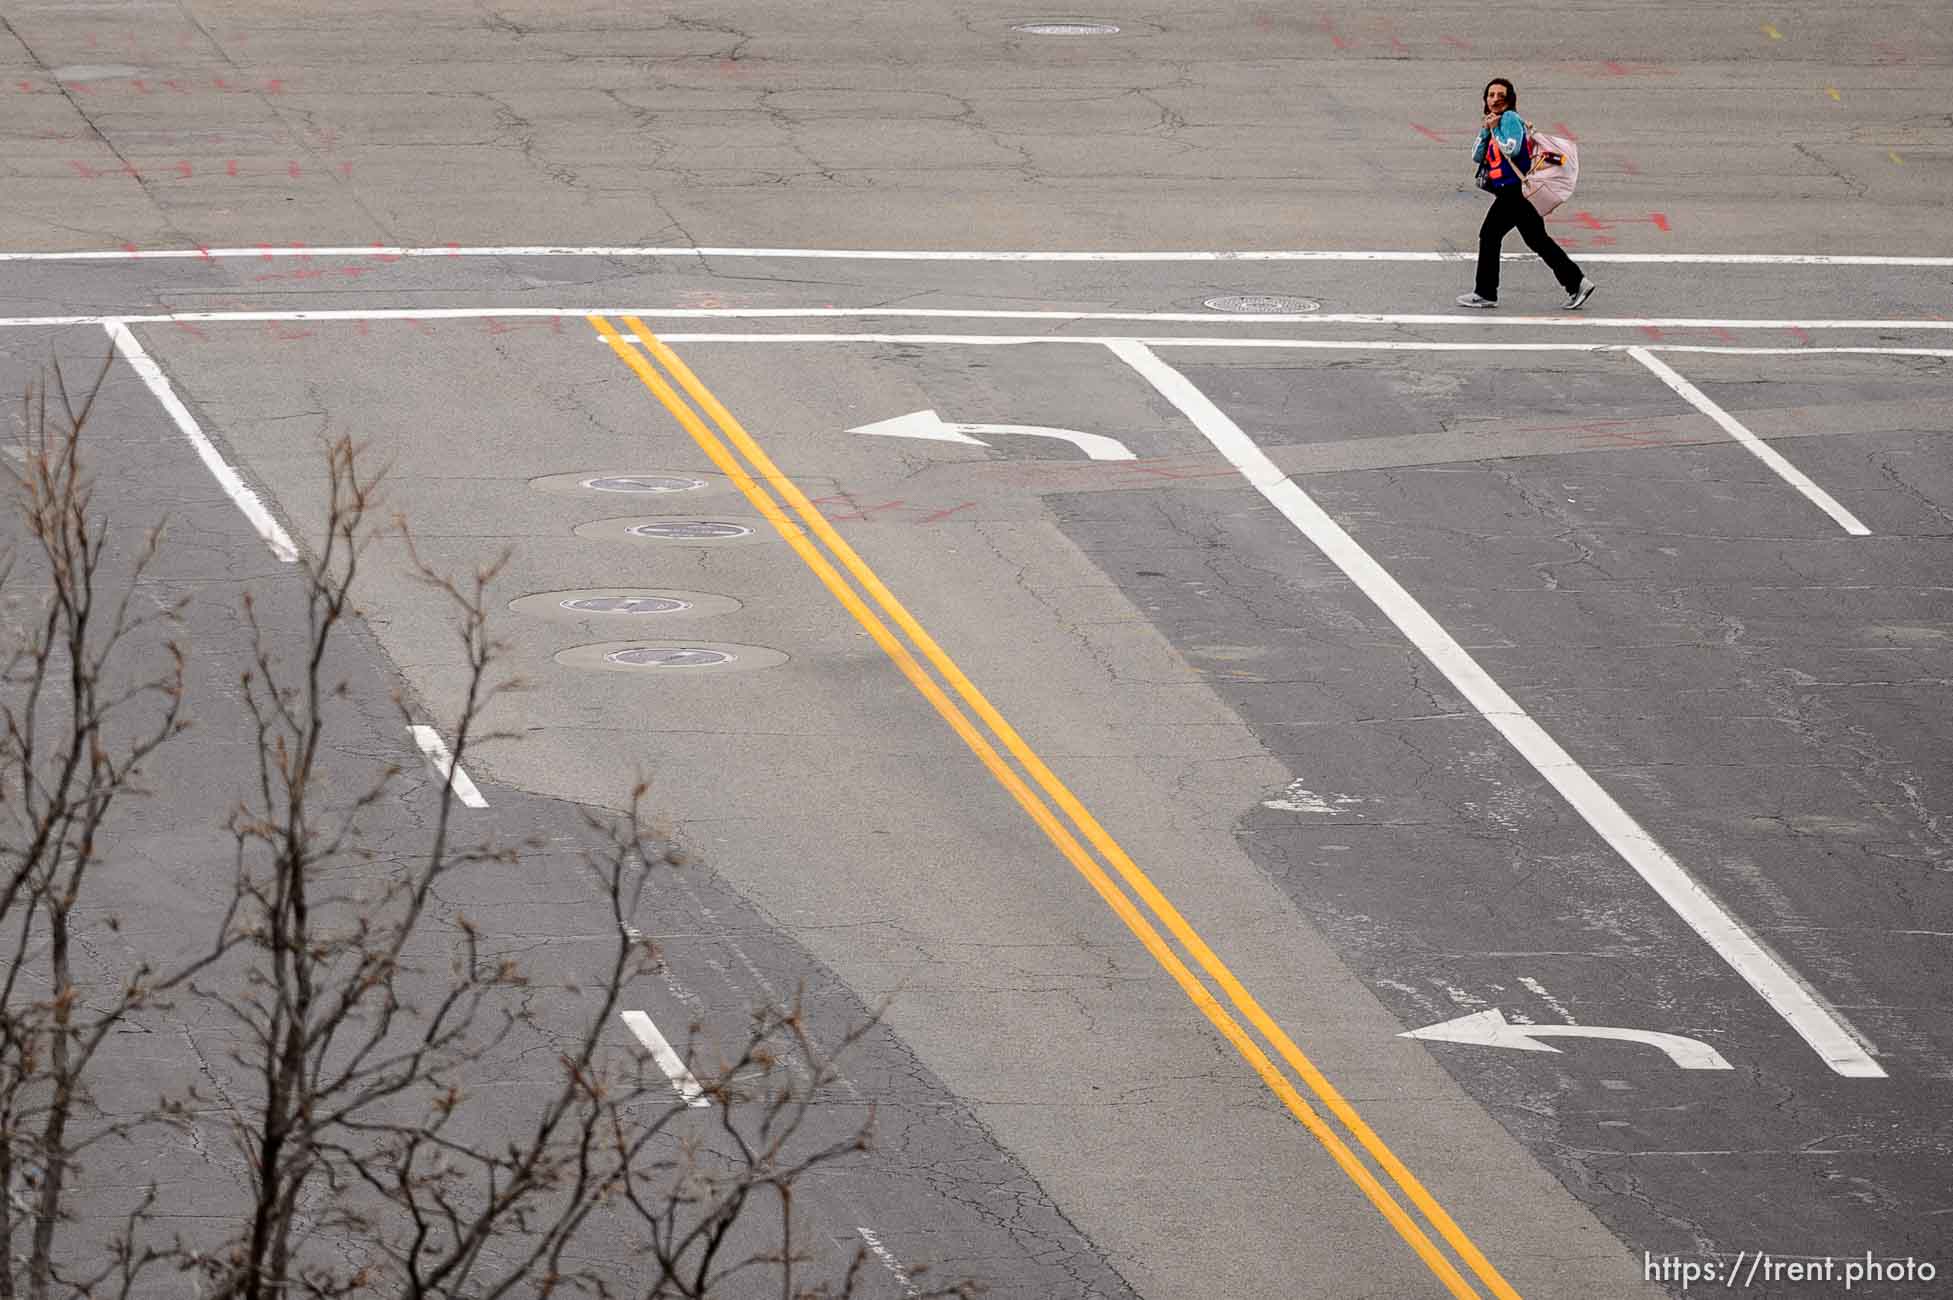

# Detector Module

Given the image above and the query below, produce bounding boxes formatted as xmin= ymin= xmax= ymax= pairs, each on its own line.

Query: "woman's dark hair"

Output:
xmin=1482 ymin=77 xmax=1517 ymax=111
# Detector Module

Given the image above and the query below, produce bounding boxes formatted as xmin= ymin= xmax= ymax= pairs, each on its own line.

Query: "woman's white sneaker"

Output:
xmin=1455 ymin=292 xmax=1498 ymax=308
xmin=1563 ymin=278 xmax=1597 ymax=309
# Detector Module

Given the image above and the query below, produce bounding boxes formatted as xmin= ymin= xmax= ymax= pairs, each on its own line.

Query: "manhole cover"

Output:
xmin=605 ymin=647 xmax=733 ymax=668
xmin=583 ymin=475 xmax=706 ymax=494
xmin=628 ymin=520 xmax=755 ymax=541
xmin=1203 ymin=294 xmax=1322 ymax=313
xmin=1010 ymin=21 xmax=1120 ymax=35
xmin=511 ymin=589 xmax=740 ymax=621
xmin=562 ymin=596 xmax=691 ymax=614
xmin=556 ymin=639 xmax=785 ymax=673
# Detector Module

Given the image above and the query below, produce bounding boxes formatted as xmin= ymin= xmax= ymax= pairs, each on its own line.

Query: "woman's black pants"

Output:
xmin=1475 ymin=187 xmax=1583 ymax=300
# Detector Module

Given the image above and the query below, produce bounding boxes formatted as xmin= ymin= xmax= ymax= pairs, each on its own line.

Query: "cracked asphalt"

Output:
xmin=2 ymin=2 xmax=1950 ymax=1298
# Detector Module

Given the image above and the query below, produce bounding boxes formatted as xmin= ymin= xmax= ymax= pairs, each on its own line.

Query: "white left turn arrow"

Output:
xmin=1399 ymin=1009 xmax=1734 ymax=1071
xmin=849 ymin=408 xmax=1135 ymax=461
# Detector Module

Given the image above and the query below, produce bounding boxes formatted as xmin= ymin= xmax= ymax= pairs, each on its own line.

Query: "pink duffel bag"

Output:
xmin=1524 ymin=131 xmax=1578 ymax=216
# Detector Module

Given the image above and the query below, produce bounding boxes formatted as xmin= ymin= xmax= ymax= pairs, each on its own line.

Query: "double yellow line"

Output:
xmin=591 ymin=315 xmax=1520 ymax=1300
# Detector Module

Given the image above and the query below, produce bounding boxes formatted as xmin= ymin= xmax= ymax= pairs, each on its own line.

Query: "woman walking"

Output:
xmin=1457 ymin=77 xmax=1596 ymax=310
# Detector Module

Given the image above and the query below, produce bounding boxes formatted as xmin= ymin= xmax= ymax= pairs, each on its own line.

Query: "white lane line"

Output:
xmin=619 ymin=1010 xmax=711 ymax=1108
xmin=406 ymin=724 xmax=488 ymax=809
xmin=1629 ymin=347 xmax=1872 ymax=536
xmin=3 ymin=243 xmax=1952 ymax=266
xmin=1107 ymin=339 xmax=1886 ymax=1080
xmin=13 ymin=307 xmax=1953 ymax=332
xmin=855 ymin=1227 xmax=923 ymax=1298
xmin=651 ymin=335 xmax=1953 ymax=359
xmin=29 ymin=306 xmax=1953 ymax=330
xmin=103 ymin=320 xmax=300 ymax=563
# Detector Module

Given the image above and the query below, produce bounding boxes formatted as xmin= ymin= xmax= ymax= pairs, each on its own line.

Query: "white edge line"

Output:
xmin=16 ymin=306 xmax=1953 ymax=332
xmin=406 ymin=724 xmax=489 ymax=809
xmin=1628 ymin=347 xmax=1872 ymax=536
xmin=4 ymin=244 xmax=1953 ymax=266
xmin=1106 ymin=338 xmax=1886 ymax=1079
xmin=619 ymin=1009 xmax=711 ymax=1107
xmin=103 ymin=320 xmax=301 ymax=562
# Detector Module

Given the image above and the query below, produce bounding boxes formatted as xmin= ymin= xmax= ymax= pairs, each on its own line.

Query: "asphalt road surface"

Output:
xmin=1 ymin=3 xmax=1949 ymax=1297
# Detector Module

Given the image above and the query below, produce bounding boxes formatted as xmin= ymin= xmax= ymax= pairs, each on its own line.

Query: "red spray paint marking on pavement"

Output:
xmin=1440 ymin=35 xmax=1474 ymax=51
xmin=1411 ymin=123 xmax=1451 ymax=144
xmin=484 ymin=316 xmax=566 ymax=336
xmin=916 ymin=502 xmax=977 ymax=524
xmin=1789 ymin=326 xmax=1812 ymax=345
xmin=1364 ymin=17 xmax=1409 ymax=56
xmin=1318 ymin=15 xmax=1348 ymax=48
xmin=1640 ymin=326 xmax=1665 ymax=341
xmin=68 ymin=161 xmax=143 ymax=179
xmin=808 ymin=494 xmax=909 ymax=522
xmin=1709 ymin=327 xmax=1738 ymax=345
xmin=1575 ymin=428 xmax=1680 ymax=448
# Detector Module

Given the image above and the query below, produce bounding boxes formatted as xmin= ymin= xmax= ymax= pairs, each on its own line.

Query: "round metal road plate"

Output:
xmin=1011 ymin=21 xmax=1120 ymax=35
xmin=555 ymin=640 xmax=787 ymax=674
xmin=509 ymin=589 xmax=741 ymax=622
xmin=628 ymin=520 xmax=754 ymax=541
xmin=605 ymin=646 xmax=731 ymax=668
xmin=562 ymin=596 xmax=691 ymax=614
xmin=1203 ymin=294 xmax=1322 ymax=314
xmin=582 ymin=475 xmax=707 ymax=494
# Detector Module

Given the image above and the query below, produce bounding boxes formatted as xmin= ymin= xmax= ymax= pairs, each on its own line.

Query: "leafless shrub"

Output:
xmin=0 ymin=362 xmax=230 ymax=1299
xmin=2 ymin=378 xmax=972 ymax=1299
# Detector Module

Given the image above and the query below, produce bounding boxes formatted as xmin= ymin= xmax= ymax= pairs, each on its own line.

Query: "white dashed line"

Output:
xmin=1107 ymin=338 xmax=1886 ymax=1080
xmin=856 ymin=1227 xmax=923 ymax=1297
xmin=406 ymin=725 xmax=488 ymax=809
xmin=619 ymin=1010 xmax=711 ymax=1108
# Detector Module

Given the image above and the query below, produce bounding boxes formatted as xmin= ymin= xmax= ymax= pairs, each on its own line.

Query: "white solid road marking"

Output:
xmin=1629 ymin=347 xmax=1872 ymax=535
xmin=619 ymin=1009 xmax=711 ymax=1108
xmin=406 ymin=724 xmax=488 ymax=809
xmin=3 ymin=243 xmax=1952 ymax=267
xmin=850 ymin=407 xmax=1135 ymax=461
xmin=1107 ymin=338 xmax=1887 ymax=1079
xmin=1401 ymin=1009 xmax=1734 ymax=1070
xmin=104 ymin=320 xmax=300 ymax=563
